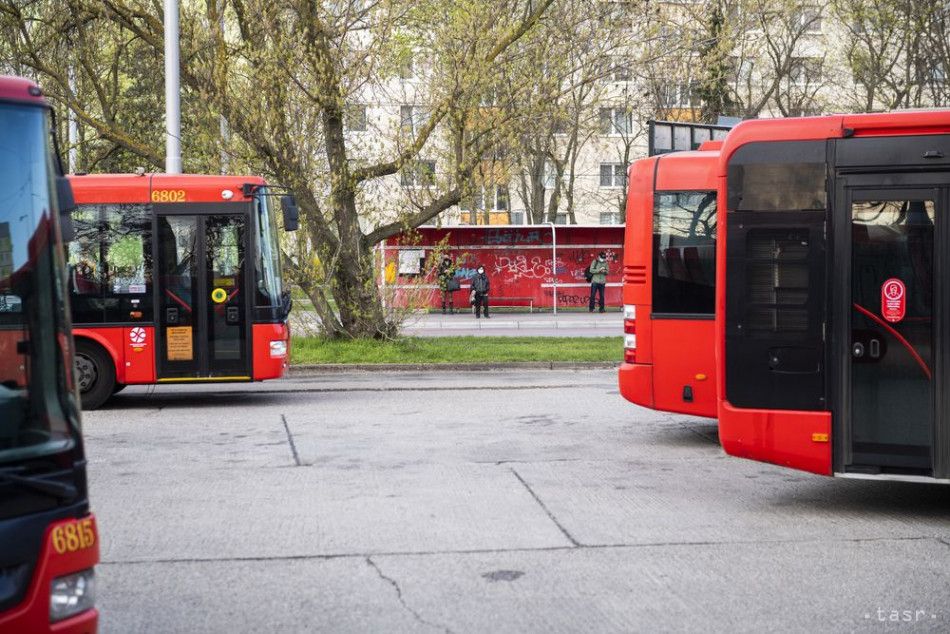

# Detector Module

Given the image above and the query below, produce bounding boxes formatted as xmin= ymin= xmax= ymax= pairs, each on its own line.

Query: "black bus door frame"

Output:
xmin=832 ymin=173 xmax=950 ymax=480
xmin=151 ymin=203 xmax=254 ymax=381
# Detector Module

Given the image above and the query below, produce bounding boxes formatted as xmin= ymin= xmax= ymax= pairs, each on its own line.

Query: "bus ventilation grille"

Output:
xmin=623 ymin=265 xmax=647 ymax=285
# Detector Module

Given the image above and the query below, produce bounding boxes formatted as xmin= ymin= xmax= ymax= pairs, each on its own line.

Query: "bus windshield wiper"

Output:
xmin=0 ymin=469 xmax=77 ymax=500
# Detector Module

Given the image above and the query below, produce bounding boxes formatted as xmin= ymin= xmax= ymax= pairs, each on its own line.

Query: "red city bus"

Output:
xmin=66 ymin=173 xmax=299 ymax=409
xmin=717 ymin=110 xmax=950 ymax=482
xmin=619 ymin=143 xmax=720 ymax=417
xmin=0 ymin=77 xmax=99 ymax=633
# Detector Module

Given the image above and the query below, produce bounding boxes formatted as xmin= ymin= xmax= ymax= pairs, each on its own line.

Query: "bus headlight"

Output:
xmin=269 ymin=340 xmax=288 ymax=358
xmin=50 ymin=568 xmax=95 ymax=622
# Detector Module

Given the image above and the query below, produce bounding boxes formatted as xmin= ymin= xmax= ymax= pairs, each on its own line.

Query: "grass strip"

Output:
xmin=291 ymin=336 xmax=621 ymax=365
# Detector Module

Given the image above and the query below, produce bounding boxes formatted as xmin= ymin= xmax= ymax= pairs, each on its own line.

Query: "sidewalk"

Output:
xmin=291 ymin=309 xmax=623 ymax=338
xmin=400 ymin=310 xmax=621 ymax=337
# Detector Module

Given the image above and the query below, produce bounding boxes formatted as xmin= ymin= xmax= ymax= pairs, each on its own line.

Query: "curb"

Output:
xmin=289 ymin=361 xmax=617 ymax=374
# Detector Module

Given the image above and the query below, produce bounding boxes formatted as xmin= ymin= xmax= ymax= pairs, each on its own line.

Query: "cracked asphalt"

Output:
xmin=83 ymin=370 xmax=950 ymax=632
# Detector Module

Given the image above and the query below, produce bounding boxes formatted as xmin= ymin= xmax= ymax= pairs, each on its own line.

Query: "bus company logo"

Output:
xmin=881 ymin=278 xmax=906 ymax=323
xmin=129 ymin=327 xmax=147 ymax=347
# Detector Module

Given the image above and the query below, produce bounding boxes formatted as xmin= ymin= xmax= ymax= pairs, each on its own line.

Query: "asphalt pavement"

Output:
xmin=83 ymin=370 xmax=950 ymax=632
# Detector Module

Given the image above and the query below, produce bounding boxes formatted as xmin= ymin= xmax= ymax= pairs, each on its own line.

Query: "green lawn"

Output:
xmin=291 ymin=336 xmax=621 ymax=365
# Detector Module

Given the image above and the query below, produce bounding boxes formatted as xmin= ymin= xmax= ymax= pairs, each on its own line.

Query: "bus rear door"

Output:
xmin=154 ymin=205 xmax=251 ymax=381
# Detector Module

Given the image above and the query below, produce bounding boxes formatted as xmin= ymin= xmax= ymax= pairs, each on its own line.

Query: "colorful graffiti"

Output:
xmin=384 ymin=225 xmax=624 ymax=309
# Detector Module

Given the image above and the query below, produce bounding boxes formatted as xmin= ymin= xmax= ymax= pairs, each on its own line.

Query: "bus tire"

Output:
xmin=74 ymin=340 xmax=116 ymax=410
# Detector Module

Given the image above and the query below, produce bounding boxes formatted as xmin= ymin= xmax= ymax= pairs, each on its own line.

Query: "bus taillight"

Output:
xmin=623 ymin=334 xmax=637 ymax=364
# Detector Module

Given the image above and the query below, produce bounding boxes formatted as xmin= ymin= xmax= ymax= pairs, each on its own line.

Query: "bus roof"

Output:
xmin=68 ymin=173 xmax=267 ymax=204
xmin=645 ymin=148 xmax=720 ymax=191
xmin=718 ymin=110 xmax=950 ymax=168
xmin=0 ymin=76 xmax=48 ymax=107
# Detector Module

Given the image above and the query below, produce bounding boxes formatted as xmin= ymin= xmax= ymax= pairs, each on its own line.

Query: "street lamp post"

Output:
xmin=164 ymin=0 xmax=182 ymax=174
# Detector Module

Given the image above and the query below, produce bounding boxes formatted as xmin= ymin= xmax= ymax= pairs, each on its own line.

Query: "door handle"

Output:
xmin=869 ymin=339 xmax=881 ymax=359
xmin=852 ymin=342 xmax=865 ymax=358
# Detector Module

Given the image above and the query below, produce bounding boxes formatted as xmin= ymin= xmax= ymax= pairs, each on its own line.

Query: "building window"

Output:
xmin=400 ymin=105 xmax=429 ymax=135
xmin=544 ymin=161 xmax=557 ymax=189
xmin=599 ymin=107 xmax=632 ymax=135
xmin=794 ymin=6 xmax=822 ymax=33
xmin=509 ymin=211 xmax=525 ymax=224
xmin=599 ymin=163 xmax=627 ymax=188
xmin=345 ymin=104 xmax=367 ymax=132
xmin=661 ymin=81 xmax=702 ymax=109
xmin=400 ymin=160 xmax=436 ymax=188
xmin=600 ymin=1 xmax=634 ymax=25
xmin=607 ymin=56 xmax=632 ymax=82
xmin=460 ymin=185 xmax=509 ymax=211
xmin=554 ymin=213 xmax=568 ymax=225
xmin=600 ymin=211 xmax=622 ymax=225
xmin=398 ymin=55 xmax=414 ymax=79
xmin=789 ymin=57 xmax=822 ymax=86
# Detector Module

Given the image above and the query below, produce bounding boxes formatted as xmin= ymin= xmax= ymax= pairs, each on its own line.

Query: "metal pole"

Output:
xmin=67 ymin=66 xmax=78 ymax=173
xmin=164 ymin=0 xmax=182 ymax=174
xmin=217 ymin=0 xmax=229 ymax=174
xmin=544 ymin=221 xmax=557 ymax=316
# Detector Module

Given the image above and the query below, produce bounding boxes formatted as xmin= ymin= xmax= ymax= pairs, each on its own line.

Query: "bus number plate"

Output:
xmin=51 ymin=518 xmax=96 ymax=554
xmin=151 ymin=189 xmax=186 ymax=203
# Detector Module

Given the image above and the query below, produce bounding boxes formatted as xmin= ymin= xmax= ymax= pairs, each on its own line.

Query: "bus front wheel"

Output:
xmin=75 ymin=340 xmax=116 ymax=410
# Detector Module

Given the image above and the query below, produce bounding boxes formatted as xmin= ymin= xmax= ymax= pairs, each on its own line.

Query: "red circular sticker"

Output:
xmin=881 ymin=278 xmax=906 ymax=323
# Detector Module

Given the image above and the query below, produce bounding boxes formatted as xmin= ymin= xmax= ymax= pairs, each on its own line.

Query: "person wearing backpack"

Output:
xmin=587 ymin=252 xmax=608 ymax=313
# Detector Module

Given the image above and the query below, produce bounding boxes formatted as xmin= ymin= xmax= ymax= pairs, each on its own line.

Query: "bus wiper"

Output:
xmin=0 ymin=469 xmax=77 ymax=500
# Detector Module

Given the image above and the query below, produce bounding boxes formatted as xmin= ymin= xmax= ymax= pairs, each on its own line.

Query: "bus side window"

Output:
xmin=102 ymin=204 xmax=152 ymax=323
xmin=67 ymin=205 xmax=106 ymax=323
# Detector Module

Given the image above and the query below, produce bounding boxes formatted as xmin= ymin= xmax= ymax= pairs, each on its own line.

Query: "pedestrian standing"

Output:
xmin=588 ymin=252 xmax=608 ymax=313
xmin=471 ymin=265 xmax=490 ymax=319
xmin=437 ymin=257 xmax=458 ymax=314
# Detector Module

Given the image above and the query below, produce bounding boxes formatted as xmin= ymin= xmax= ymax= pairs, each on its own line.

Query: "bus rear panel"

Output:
xmin=619 ymin=145 xmax=719 ymax=417
xmin=717 ymin=110 xmax=950 ymax=482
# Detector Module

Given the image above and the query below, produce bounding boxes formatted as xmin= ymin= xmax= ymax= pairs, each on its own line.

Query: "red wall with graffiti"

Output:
xmin=380 ymin=225 xmax=624 ymax=310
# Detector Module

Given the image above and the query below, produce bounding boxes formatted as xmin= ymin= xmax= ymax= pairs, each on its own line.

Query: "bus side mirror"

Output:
xmin=280 ymin=195 xmax=299 ymax=232
xmin=56 ymin=176 xmax=76 ymax=242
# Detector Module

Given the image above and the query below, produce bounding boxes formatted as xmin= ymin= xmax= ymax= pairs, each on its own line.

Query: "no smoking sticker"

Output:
xmin=881 ymin=278 xmax=906 ymax=323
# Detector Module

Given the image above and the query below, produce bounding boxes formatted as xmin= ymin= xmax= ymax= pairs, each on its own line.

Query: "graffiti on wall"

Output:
xmin=493 ymin=255 xmax=570 ymax=282
xmin=483 ymin=229 xmax=544 ymax=245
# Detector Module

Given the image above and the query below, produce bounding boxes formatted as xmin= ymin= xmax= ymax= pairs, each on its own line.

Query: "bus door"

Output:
xmin=838 ymin=181 xmax=946 ymax=477
xmin=154 ymin=206 xmax=251 ymax=380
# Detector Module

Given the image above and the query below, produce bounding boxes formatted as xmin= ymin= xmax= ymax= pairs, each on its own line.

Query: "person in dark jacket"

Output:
xmin=588 ymin=252 xmax=609 ymax=313
xmin=471 ymin=265 xmax=490 ymax=319
xmin=437 ymin=257 xmax=456 ymax=314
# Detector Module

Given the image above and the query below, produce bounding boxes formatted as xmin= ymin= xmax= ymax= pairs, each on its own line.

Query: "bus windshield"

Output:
xmin=0 ymin=103 xmax=77 ymax=464
xmin=254 ymin=188 xmax=284 ymax=308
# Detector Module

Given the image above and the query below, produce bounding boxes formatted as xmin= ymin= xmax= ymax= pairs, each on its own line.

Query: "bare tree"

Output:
xmin=1 ymin=0 xmax=558 ymax=338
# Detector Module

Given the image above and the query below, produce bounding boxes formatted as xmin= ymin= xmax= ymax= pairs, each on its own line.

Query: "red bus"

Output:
xmin=717 ymin=110 xmax=950 ymax=482
xmin=65 ymin=174 xmax=298 ymax=409
xmin=0 ymin=77 xmax=99 ymax=632
xmin=619 ymin=143 xmax=720 ymax=417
